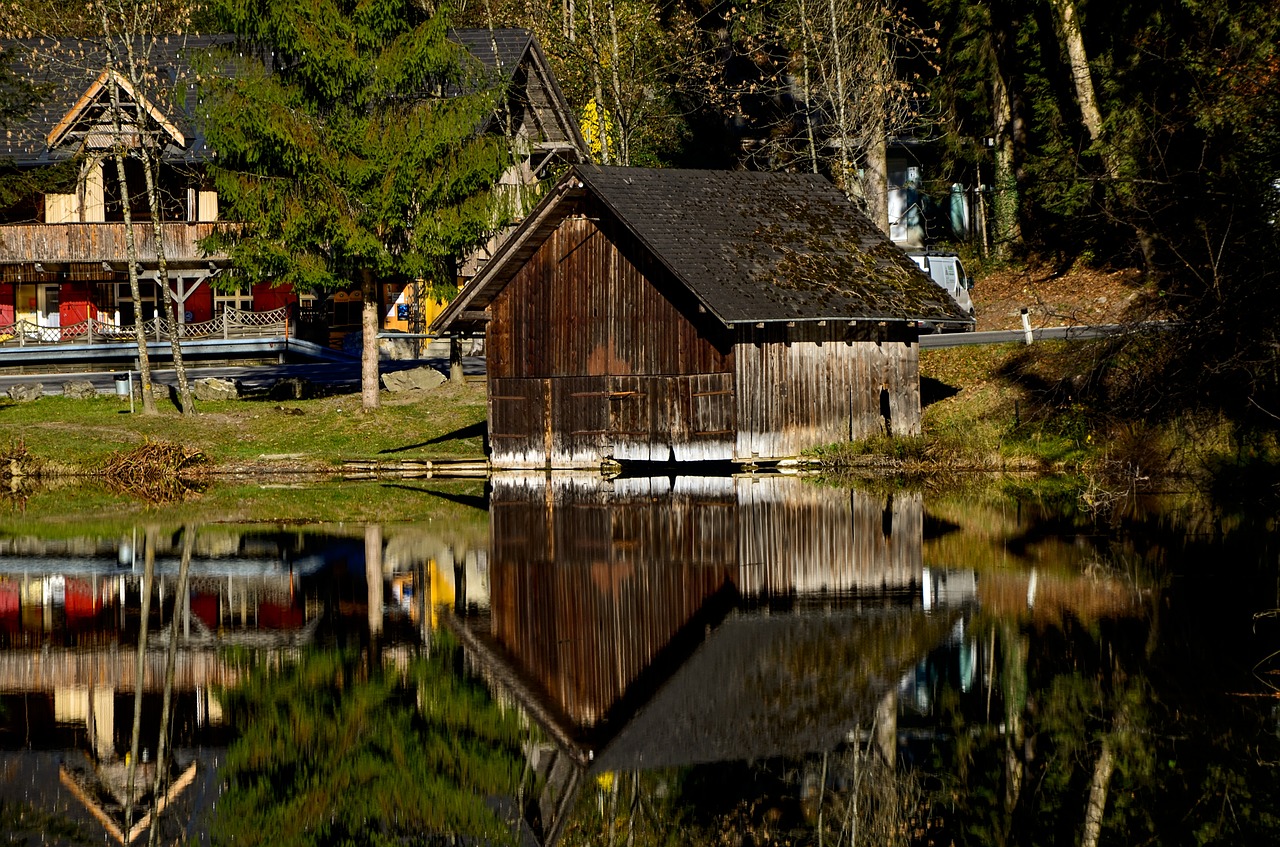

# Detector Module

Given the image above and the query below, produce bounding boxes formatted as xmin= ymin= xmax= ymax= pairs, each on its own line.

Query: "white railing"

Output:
xmin=0 ymin=307 xmax=289 ymax=347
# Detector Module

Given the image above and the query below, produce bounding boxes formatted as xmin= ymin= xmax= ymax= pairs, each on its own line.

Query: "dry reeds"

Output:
xmin=0 ymin=438 xmax=43 ymax=480
xmin=101 ymin=440 xmax=207 ymax=503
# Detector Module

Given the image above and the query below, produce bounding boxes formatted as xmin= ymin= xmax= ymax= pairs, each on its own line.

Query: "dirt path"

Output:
xmin=972 ymin=263 xmax=1166 ymax=331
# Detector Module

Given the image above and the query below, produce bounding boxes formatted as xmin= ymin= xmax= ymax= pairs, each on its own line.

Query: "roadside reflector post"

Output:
xmin=1021 ymin=308 xmax=1033 ymax=345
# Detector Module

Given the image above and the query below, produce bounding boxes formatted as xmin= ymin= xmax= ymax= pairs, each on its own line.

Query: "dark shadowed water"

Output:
xmin=0 ymin=474 xmax=1276 ymax=845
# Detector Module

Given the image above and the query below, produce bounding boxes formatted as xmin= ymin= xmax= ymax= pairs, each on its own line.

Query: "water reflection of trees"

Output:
xmin=211 ymin=634 xmax=526 ymax=846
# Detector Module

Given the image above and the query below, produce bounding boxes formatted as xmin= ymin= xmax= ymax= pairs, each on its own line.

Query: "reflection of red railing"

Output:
xmin=0 ymin=307 xmax=289 ymax=347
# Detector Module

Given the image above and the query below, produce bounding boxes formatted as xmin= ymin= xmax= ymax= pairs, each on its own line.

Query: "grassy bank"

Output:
xmin=0 ymin=381 xmax=489 ymax=474
xmin=817 ymin=339 xmax=1258 ymax=499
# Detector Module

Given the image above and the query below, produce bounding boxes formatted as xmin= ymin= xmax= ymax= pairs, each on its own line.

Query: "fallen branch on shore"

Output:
xmin=101 ymin=440 xmax=207 ymax=502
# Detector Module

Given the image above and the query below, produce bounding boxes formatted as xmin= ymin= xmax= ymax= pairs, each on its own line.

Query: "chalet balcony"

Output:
xmin=0 ymin=306 xmax=354 ymax=369
xmin=0 ymin=307 xmax=289 ymax=347
xmin=0 ymin=221 xmax=227 ymax=266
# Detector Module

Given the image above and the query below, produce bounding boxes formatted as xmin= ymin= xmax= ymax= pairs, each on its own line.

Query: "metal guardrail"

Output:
xmin=0 ymin=307 xmax=289 ymax=348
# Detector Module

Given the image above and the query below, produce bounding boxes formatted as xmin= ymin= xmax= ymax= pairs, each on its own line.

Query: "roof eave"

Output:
xmin=430 ymin=173 xmax=585 ymax=335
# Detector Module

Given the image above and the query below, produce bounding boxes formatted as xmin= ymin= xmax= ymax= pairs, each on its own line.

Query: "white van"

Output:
xmin=908 ymin=251 xmax=975 ymax=329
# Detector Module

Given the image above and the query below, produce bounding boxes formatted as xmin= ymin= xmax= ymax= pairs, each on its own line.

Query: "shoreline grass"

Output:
xmin=0 ymin=381 xmax=490 ymax=475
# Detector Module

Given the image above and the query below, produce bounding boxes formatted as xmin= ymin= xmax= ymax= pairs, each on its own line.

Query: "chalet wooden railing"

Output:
xmin=0 ymin=221 xmax=227 ymax=263
xmin=0 ymin=306 xmax=288 ymax=347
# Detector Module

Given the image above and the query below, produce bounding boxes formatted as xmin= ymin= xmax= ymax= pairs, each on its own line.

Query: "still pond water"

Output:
xmin=0 ymin=473 xmax=1277 ymax=846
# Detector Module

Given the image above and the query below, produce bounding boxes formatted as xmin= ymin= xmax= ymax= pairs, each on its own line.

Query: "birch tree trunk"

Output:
xmin=1051 ymin=0 xmax=1104 ymax=145
xmin=140 ymin=147 xmax=195 ymax=414
xmin=361 ymin=269 xmax=380 ymax=410
xmin=104 ymin=93 xmax=157 ymax=413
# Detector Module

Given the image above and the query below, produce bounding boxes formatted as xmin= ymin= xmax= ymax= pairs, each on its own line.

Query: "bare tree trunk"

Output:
xmin=1000 ymin=625 xmax=1029 ymax=845
xmin=1051 ymin=0 xmax=1103 ymax=145
xmin=140 ymin=147 xmax=195 ymax=414
xmin=825 ymin=0 xmax=852 ymax=194
xmin=104 ymin=71 xmax=157 ymax=414
xmin=116 ymin=30 xmax=193 ymax=414
xmin=604 ymin=0 xmax=628 ymax=165
xmin=585 ymin=0 xmax=610 ymax=164
xmin=1081 ymin=692 xmax=1131 ymax=847
xmin=366 ymin=523 xmax=383 ymax=638
xmin=798 ymin=11 xmax=820 ymax=175
xmin=991 ymin=59 xmax=1023 ymax=256
xmin=866 ymin=132 xmax=889 ymax=236
xmin=361 ymin=269 xmax=380 ymax=410
xmin=124 ymin=526 xmax=157 ymax=830
xmin=1080 ymin=734 xmax=1116 ymax=847
xmin=146 ymin=525 xmax=193 ymax=847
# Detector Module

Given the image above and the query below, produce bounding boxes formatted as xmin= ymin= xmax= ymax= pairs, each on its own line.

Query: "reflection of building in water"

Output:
xmin=449 ymin=473 xmax=976 ymax=844
xmin=0 ymin=524 xmax=477 ymax=843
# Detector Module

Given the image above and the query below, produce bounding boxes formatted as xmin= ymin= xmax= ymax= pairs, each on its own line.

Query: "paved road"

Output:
xmin=920 ymin=321 xmax=1175 ymax=349
xmin=0 ymin=322 xmax=1173 ymax=395
xmin=0 ymin=357 xmax=487 ymax=397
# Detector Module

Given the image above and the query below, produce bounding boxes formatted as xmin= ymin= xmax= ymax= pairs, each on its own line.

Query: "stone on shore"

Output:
xmin=7 ymin=383 xmax=42 ymax=402
xmin=381 ymin=366 xmax=446 ymax=393
xmin=62 ymin=380 xmax=97 ymax=399
xmin=193 ymin=377 xmax=240 ymax=402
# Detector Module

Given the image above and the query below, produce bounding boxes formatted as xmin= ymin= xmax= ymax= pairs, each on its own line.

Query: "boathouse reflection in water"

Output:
xmin=448 ymin=474 xmax=977 ymax=845
xmin=0 ymin=478 xmax=998 ymax=845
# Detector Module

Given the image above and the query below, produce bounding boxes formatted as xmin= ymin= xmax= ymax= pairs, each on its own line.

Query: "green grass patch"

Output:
xmin=0 ymin=381 xmax=489 ymax=472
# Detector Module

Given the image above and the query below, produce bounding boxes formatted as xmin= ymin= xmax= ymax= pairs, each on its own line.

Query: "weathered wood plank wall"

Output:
xmin=487 ymin=202 xmax=735 ymax=467
xmin=0 ymin=222 xmax=225 ymax=263
xmin=734 ymin=331 xmax=920 ymax=460
xmin=480 ymin=474 xmax=927 ymax=736
xmin=0 ymin=648 xmax=239 ymax=690
xmin=735 ymin=479 xmax=922 ymax=596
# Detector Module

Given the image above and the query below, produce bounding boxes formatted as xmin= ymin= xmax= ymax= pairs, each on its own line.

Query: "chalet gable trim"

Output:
xmin=521 ymin=36 xmax=589 ymax=156
xmin=47 ymin=68 xmax=186 ymax=151
xmin=449 ymin=27 xmax=588 ymax=158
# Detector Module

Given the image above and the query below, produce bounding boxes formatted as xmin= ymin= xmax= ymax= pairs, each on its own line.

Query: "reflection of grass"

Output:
xmin=0 ymin=478 xmax=490 ymax=533
xmin=0 ymin=380 xmax=488 ymax=472
xmin=0 ymin=799 xmax=96 ymax=844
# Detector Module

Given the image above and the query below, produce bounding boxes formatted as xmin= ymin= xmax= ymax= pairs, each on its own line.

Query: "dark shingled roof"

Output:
xmin=449 ymin=28 xmax=535 ymax=81
xmin=434 ymin=165 xmax=975 ymax=329
xmin=590 ymin=607 xmax=959 ymax=771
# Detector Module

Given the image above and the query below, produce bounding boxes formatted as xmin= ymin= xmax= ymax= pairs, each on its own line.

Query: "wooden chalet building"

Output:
xmin=431 ymin=165 xmax=973 ymax=467
xmin=0 ymin=30 xmax=584 ymax=348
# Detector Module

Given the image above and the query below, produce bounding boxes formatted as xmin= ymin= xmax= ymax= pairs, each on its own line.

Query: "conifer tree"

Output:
xmin=201 ymin=0 xmax=513 ymax=410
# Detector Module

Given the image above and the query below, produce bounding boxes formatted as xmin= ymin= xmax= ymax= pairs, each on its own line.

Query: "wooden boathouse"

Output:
xmin=431 ymin=166 xmax=972 ymax=467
